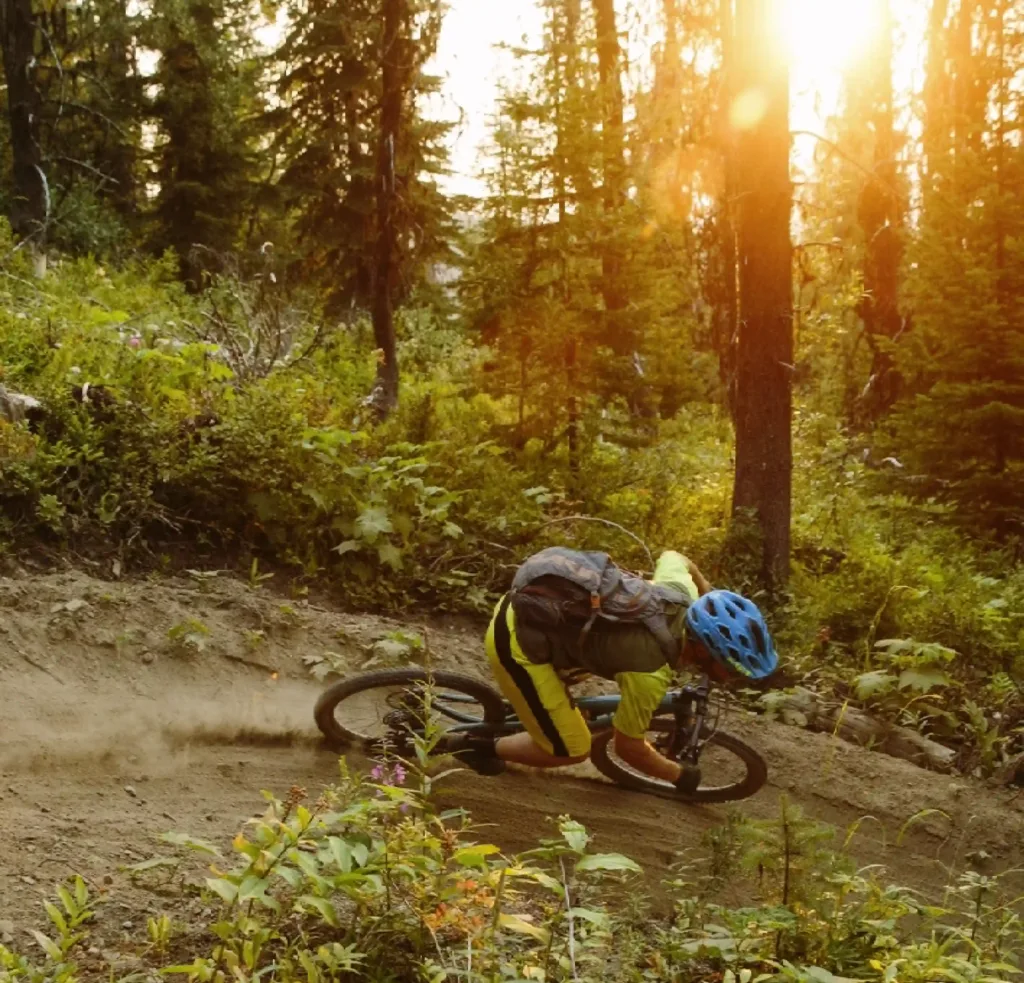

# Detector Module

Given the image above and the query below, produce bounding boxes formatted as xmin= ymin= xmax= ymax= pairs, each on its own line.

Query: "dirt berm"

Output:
xmin=1 ymin=569 xmax=1022 ymax=948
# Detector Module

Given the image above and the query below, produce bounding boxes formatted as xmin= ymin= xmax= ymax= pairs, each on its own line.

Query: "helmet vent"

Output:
xmin=684 ymin=589 xmax=778 ymax=680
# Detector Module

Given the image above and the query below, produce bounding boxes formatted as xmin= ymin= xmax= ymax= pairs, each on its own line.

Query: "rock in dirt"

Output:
xmin=123 ymin=785 xmax=138 ymax=799
xmin=0 ymin=919 xmax=14 ymax=943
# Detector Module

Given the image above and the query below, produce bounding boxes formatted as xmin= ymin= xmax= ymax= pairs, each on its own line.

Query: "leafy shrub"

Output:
xmin=2 ymin=773 xmax=1021 ymax=983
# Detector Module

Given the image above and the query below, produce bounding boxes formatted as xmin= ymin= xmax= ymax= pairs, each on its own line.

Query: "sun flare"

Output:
xmin=781 ymin=0 xmax=882 ymax=75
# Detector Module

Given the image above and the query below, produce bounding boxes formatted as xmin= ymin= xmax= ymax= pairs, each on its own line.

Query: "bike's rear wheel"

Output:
xmin=315 ymin=668 xmax=506 ymax=752
xmin=590 ymin=719 xmax=767 ymax=804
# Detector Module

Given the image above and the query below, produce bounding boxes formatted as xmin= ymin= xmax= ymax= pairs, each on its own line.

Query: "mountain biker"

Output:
xmin=449 ymin=550 xmax=778 ymax=792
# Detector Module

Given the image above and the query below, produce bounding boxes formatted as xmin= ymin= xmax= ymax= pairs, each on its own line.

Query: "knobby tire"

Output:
xmin=314 ymin=668 xmax=506 ymax=750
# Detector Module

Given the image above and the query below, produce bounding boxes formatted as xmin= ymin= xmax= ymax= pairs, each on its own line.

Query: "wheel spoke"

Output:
xmin=317 ymin=673 xmax=498 ymax=750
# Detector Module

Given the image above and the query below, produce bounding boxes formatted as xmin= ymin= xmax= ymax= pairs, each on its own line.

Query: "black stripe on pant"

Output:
xmin=493 ymin=596 xmax=569 ymax=758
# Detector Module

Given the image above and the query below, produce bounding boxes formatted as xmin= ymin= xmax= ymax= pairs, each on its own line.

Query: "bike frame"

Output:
xmin=431 ymin=676 xmax=714 ymax=765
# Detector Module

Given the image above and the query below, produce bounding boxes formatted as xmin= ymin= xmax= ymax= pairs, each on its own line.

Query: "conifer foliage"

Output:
xmin=0 ymin=0 xmax=1021 ymax=577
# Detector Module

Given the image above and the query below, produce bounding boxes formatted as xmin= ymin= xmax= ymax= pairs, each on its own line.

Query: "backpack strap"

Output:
xmin=578 ymin=591 xmax=602 ymax=651
xmin=643 ymin=613 xmax=683 ymax=664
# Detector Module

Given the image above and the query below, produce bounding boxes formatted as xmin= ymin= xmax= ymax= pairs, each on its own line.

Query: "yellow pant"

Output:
xmin=485 ymin=596 xmax=591 ymax=758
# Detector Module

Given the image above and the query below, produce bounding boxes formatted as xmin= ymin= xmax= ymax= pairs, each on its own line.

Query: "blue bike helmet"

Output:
xmin=685 ymin=590 xmax=778 ymax=679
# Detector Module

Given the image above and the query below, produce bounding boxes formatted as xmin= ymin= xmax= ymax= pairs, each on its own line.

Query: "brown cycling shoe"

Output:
xmin=445 ymin=735 xmax=507 ymax=776
xmin=674 ymin=764 xmax=701 ymax=796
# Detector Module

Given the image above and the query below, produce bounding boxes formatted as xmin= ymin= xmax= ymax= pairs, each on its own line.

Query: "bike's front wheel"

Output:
xmin=315 ymin=668 xmax=506 ymax=752
xmin=590 ymin=720 xmax=767 ymax=804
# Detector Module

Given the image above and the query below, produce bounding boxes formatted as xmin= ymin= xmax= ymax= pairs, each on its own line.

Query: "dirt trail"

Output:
xmin=1 ymin=569 xmax=1023 ymax=949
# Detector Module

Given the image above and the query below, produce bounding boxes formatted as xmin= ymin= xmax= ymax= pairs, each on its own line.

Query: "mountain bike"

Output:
xmin=314 ymin=668 xmax=767 ymax=804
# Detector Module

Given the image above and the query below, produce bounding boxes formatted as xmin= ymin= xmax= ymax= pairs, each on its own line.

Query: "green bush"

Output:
xmin=0 ymin=235 xmax=1020 ymax=766
xmin=3 ymin=772 xmax=1021 ymax=983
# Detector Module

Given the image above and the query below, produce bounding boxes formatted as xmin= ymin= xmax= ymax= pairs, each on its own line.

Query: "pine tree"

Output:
xmin=146 ymin=0 xmax=261 ymax=287
xmin=889 ymin=0 xmax=1024 ymax=534
xmin=274 ymin=0 xmax=454 ymax=321
xmin=462 ymin=0 xmax=605 ymax=466
xmin=465 ymin=0 xmax=721 ymax=466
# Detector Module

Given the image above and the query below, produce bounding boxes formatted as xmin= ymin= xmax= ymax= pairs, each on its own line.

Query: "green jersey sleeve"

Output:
xmin=613 ymin=664 xmax=674 ymax=739
xmin=653 ymin=550 xmax=699 ymax=601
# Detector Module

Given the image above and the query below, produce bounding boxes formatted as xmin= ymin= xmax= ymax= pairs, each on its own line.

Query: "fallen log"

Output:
xmin=762 ymin=689 xmax=957 ymax=773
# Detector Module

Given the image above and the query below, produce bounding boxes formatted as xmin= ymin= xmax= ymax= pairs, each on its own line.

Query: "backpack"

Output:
xmin=508 ymin=547 xmax=687 ymax=663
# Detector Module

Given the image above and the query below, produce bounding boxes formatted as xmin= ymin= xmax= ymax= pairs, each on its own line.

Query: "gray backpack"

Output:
xmin=508 ymin=547 xmax=687 ymax=662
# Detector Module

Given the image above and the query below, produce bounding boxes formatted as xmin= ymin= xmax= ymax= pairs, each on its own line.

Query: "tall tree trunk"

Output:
xmin=106 ymin=0 xmax=138 ymax=218
xmin=0 ymin=0 xmax=47 ymax=274
xmin=856 ymin=0 xmax=903 ymax=421
xmin=715 ymin=0 xmax=739 ymax=417
xmin=344 ymin=57 xmax=374 ymax=310
xmin=557 ymin=0 xmax=581 ymax=478
xmin=992 ymin=0 xmax=1008 ymax=480
xmin=591 ymin=0 xmax=629 ymax=353
xmin=952 ymin=0 xmax=980 ymax=157
xmin=922 ymin=0 xmax=949 ymax=180
xmin=368 ymin=0 xmax=407 ymax=420
xmin=730 ymin=0 xmax=792 ymax=587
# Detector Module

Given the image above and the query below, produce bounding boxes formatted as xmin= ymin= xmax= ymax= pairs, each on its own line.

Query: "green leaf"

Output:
xmin=333 ymin=540 xmax=361 ymax=556
xmin=443 ymin=521 xmax=463 ymax=539
xmin=125 ymin=856 xmax=180 ymax=874
xmin=275 ymin=865 xmax=303 ymax=888
xmin=575 ymin=853 xmax=642 ymax=874
xmin=43 ymin=902 xmax=67 ymax=936
xmin=351 ymin=841 xmax=370 ymax=867
xmin=854 ymin=670 xmax=897 ymax=700
xmin=377 ymin=542 xmax=403 ymax=570
xmin=328 ymin=836 xmax=353 ymax=873
xmin=205 ymin=877 xmax=238 ymax=904
xmin=898 ymin=667 xmax=950 ymax=692
xmin=452 ymin=844 xmax=501 ymax=868
xmin=499 ymin=913 xmax=550 ymax=942
xmin=355 ymin=506 xmax=393 ymax=542
xmin=298 ymin=895 xmax=340 ymax=927
xmin=568 ymin=906 xmax=609 ymax=927
xmin=30 ymin=931 xmax=63 ymax=962
xmin=161 ymin=831 xmax=222 ymax=856
xmin=560 ymin=819 xmax=590 ymax=852
xmin=238 ymin=874 xmax=280 ymax=911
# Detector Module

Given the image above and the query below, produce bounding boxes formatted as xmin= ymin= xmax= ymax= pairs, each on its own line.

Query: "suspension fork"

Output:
xmin=675 ymin=676 xmax=711 ymax=766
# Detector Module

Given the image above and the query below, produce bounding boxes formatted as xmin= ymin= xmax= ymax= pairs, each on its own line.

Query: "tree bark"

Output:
xmin=731 ymin=0 xmax=792 ymax=587
xmin=856 ymin=0 xmax=903 ymax=421
xmin=368 ymin=0 xmax=407 ymax=420
xmin=922 ymin=0 xmax=949 ymax=179
xmin=344 ymin=55 xmax=374 ymax=310
xmin=0 ymin=0 xmax=47 ymax=269
xmin=952 ymin=0 xmax=980 ymax=156
xmin=557 ymin=0 xmax=581 ymax=477
xmin=106 ymin=0 xmax=138 ymax=218
xmin=591 ymin=0 xmax=628 ymax=352
xmin=715 ymin=0 xmax=739 ymax=417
